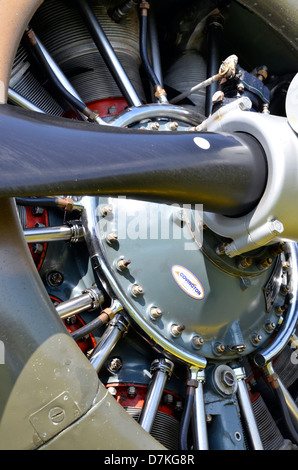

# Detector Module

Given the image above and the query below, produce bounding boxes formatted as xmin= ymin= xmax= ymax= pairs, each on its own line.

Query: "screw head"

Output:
xmin=48 ymin=407 xmax=65 ymax=424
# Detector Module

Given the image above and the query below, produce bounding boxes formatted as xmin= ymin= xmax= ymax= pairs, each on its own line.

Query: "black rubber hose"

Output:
xmin=15 ymin=197 xmax=60 ymax=208
xmin=0 ymin=104 xmax=268 ymax=218
xmin=274 ymin=386 xmax=298 ymax=444
xmin=179 ymin=385 xmax=196 ymax=450
xmin=71 ymin=315 xmax=105 ymax=341
xmin=205 ymin=16 xmax=224 ymax=116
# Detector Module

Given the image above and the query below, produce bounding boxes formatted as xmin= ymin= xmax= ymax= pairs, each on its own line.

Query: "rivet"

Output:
xmin=131 ymin=284 xmax=143 ymax=296
xmin=117 ymin=259 xmax=131 ymax=271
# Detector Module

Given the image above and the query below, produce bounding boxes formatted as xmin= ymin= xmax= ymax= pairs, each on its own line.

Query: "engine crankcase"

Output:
xmin=84 ymin=195 xmax=288 ymax=362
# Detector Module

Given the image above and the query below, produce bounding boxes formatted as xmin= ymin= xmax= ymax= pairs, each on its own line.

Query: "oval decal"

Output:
xmin=171 ymin=265 xmax=205 ymax=300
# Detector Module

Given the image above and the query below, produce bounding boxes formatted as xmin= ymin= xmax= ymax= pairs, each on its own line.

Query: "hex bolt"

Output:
xmin=32 ymin=206 xmax=45 ymax=216
xmin=131 ymin=284 xmax=143 ymax=296
xmin=117 ymin=259 xmax=131 ymax=271
xmin=31 ymin=243 xmax=44 ymax=255
xmin=150 ymin=121 xmax=159 ymax=131
xmin=106 ymin=232 xmax=118 ymax=243
xmin=150 ymin=307 xmax=162 ymax=320
xmin=238 ymin=257 xmax=253 ymax=269
xmin=175 ymin=401 xmax=183 ymax=412
xmin=280 ymin=284 xmax=290 ymax=295
xmin=215 ymin=243 xmax=228 ymax=256
xmin=237 ymin=82 xmax=245 ymax=92
xmin=214 ymin=343 xmax=225 ymax=354
xmin=270 ymin=242 xmax=285 ymax=256
xmin=265 ymin=321 xmax=276 ymax=332
xmin=171 ymin=324 xmax=185 ymax=337
xmin=101 ymin=204 xmax=113 ymax=216
xmin=169 ymin=121 xmax=179 ymax=131
xmin=282 ymin=261 xmax=290 ymax=270
xmin=192 ymin=335 xmax=204 ymax=348
xmin=163 ymin=393 xmax=174 ymax=405
xmin=252 ymin=334 xmax=262 ymax=345
xmin=275 ymin=305 xmax=287 ymax=315
xmin=127 ymin=386 xmax=137 ymax=398
xmin=258 ymin=257 xmax=273 ymax=269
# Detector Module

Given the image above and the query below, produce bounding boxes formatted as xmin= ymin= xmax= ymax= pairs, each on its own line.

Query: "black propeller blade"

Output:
xmin=0 ymin=104 xmax=267 ymax=217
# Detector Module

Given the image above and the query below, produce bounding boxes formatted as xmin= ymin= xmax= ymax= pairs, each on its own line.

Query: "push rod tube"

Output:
xmin=192 ymin=368 xmax=209 ymax=450
xmin=24 ymin=223 xmax=84 ymax=243
xmin=89 ymin=310 xmax=128 ymax=373
xmin=138 ymin=358 xmax=174 ymax=433
xmin=0 ymin=105 xmax=267 ymax=218
xmin=75 ymin=0 xmax=142 ymax=108
xmin=234 ymin=367 xmax=264 ymax=450
xmin=56 ymin=287 xmax=104 ymax=320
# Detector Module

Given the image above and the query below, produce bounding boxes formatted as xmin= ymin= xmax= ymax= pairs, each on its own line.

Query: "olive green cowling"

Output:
xmin=0 ymin=198 xmax=163 ymax=450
